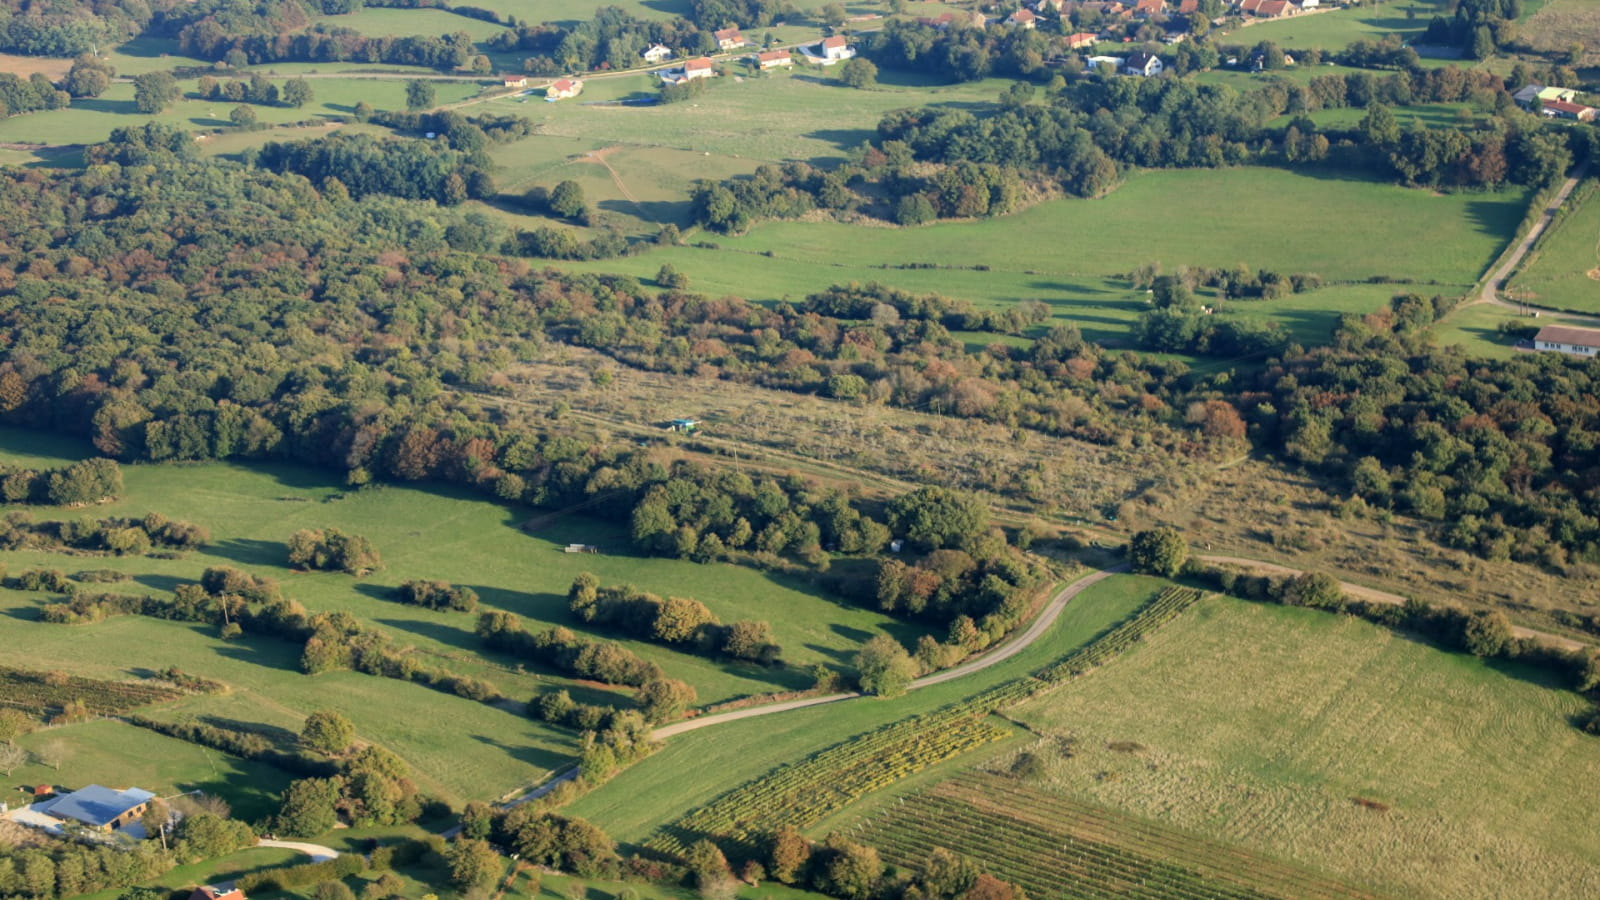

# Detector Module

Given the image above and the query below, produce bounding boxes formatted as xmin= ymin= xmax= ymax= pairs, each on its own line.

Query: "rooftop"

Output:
xmin=1536 ymin=325 xmax=1600 ymax=348
xmin=39 ymin=785 xmax=155 ymax=828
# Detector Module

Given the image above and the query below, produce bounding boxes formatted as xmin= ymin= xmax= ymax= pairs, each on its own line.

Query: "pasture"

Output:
xmin=7 ymin=720 xmax=294 ymax=823
xmin=1221 ymin=1 xmax=1447 ymax=52
xmin=311 ymin=7 xmax=512 ymax=41
xmin=1506 ymin=179 xmax=1600 ymax=312
xmin=567 ymin=575 xmax=1172 ymax=844
xmin=1429 ymin=301 xmax=1542 ymax=358
xmin=1520 ymin=0 xmax=1600 ymax=67
xmin=0 ymin=428 xmax=917 ymax=801
xmin=549 ymin=167 xmax=1527 ymax=347
xmin=994 ymin=596 xmax=1600 ymax=898
xmin=0 ymin=77 xmax=487 ymax=147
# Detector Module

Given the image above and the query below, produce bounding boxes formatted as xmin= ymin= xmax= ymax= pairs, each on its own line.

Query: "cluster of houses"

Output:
xmin=500 ymin=74 xmax=584 ymax=101
xmin=1513 ymin=84 xmax=1598 ymax=121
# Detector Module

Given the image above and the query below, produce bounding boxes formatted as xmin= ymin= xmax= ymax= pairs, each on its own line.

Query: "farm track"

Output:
xmin=1467 ymin=161 xmax=1599 ymax=320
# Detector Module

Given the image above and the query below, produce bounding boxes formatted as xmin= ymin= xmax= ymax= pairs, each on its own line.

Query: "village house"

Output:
xmin=643 ymin=43 xmax=673 ymax=63
xmin=1543 ymin=99 xmax=1598 ymax=121
xmin=1124 ymin=51 xmax=1164 ymax=76
xmin=1068 ymin=32 xmax=1099 ymax=49
xmin=682 ymin=57 xmax=715 ymax=80
xmin=1008 ymin=7 xmax=1038 ymax=27
xmin=714 ymin=27 xmax=746 ymax=49
xmin=33 ymin=785 xmax=155 ymax=833
xmin=1534 ymin=324 xmax=1600 ymax=357
xmin=501 ymin=75 xmax=528 ymax=89
xmin=1178 ymin=0 xmax=1199 ymax=11
xmin=1238 ymin=0 xmax=1295 ymax=16
xmin=546 ymin=78 xmax=583 ymax=100
xmin=1133 ymin=0 xmax=1164 ymax=17
xmin=821 ymin=35 xmax=852 ymax=60
xmin=189 ymin=887 xmax=245 ymax=900
xmin=756 ymin=48 xmax=794 ymax=69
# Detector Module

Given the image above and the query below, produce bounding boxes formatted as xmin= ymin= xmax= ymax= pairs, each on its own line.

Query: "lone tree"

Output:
xmin=548 ymin=179 xmax=587 ymax=219
xmin=132 ymin=72 xmax=179 ymax=113
xmin=1279 ymin=571 xmax=1343 ymax=610
xmin=0 ymin=708 xmax=34 ymax=744
xmin=448 ymin=837 xmax=500 ymax=888
xmin=854 ymin=635 xmax=918 ymax=698
xmin=1127 ymin=526 xmax=1187 ymax=577
xmin=837 ymin=58 xmax=877 ymax=89
xmin=405 ymin=79 xmax=436 ymax=111
xmin=229 ymin=105 xmax=258 ymax=130
xmin=281 ymin=77 xmax=313 ymax=109
xmin=301 ymin=709 xmax=355 ymax=755
xmin=1462 ymin=609 xmax=1513 ymax=658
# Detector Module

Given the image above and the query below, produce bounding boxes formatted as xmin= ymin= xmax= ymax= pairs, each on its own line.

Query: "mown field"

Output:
xmin=548 ymin=166 xmax=1527 ymax=347
xmin=0 ymin=78 xmax=487 ymax=147
xmin=0 ymin=428 xmax=918 ymax=802
xmin=312 ymin=7 xmax=513 ymax=41
xmin=1507 ymin=179 xmax=1600 ymax=312
xmin=6 ymin=720 xmax=294 ymax=822
xmin=567 ymin=575 xmax=1172 ymax=844
xmin=966 ymin=596 xmax=1600 ymax=899
xmin=1220 ymin=1 xmax=1448 ymax=52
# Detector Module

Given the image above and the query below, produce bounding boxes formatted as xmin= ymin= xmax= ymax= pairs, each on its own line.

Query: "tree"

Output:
xmin=548 ymin=180 xmax=587 ymax=219
xmin=62 ymin=54 xmax=114 ymax=98
xmin=314 ymin=882 xmax=356 ymax=900
xmin=1127 ymin=526 xmax=1187 ymax=577
xmin=460 ymin=801 xmax=494 ymax=840
xmin=1360 ymin=102 xmax=1399 ymax=147
xmin=406 ymin=79 xmax=436 ymax=111
xmin=837 ymin=58 xmax=877 ymax=89
xmin=1462 ymin=609 xmax=1512 ymax=658
xmin=0 ymin=742 xmax=26 ymax=776
xmin=638 ymin=678 xmax=697 ymax=723
xmin=275 ymin=777 xmax=341 ymax=837
xmin=684 ymin=839 xmax=731 ymax=888
xmin=1279 ymin=572 xmax=1343 ymax=610
xmin=449 ymin=838 xmax=502 ymax=888
xmin=301 ymin=709 xmax=356 ymax=755
xmin=820 ymin=2 xmax=849 ymax=26
xmin=767 ymin=826 xmax=812 ymax=884
xmin=656 ymin=264 xmax=689 ymax=289
xmin=282 ymin=77 xmax=313 ymax=109
xmin=141 ymin=798 xmax=172 ymax=849
xmin=36 ymin=739 xmax=69 ymax=771
xmin=816 ymin=839 xmax=882 ymax=900
xmin=854 ymin=635 xmax=918 ymax=698
xmin=133 ymin=72 xmax=179 ymax=113
xmin=0 ymin=708 xmax=33 ymax=744
xmin=886 ymin=486 xmax=989 ymax=551
xmin=230 ymin=105 xmax=258 ymax=129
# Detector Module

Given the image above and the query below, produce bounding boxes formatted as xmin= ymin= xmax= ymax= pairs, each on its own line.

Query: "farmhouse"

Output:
xmin=545 ymin=78 xmax=583 ymax=100
xmin=1124 ymin=51 xmax=1164 ymax=76
xmin=1542 ymin=99 xmax=1597 ymax=121
xmin=1178 ymin=0 xmax=1198 ymax=11
xmin=1067 ymin=32 xmax=1099 ymax=48
xmin=643 ymin=43 xmax=672 ymax=63
xmin=1255 ymin=0 xmax=1295 ymax=16
xmin=756 ymin=48 xmax=793 ymax=69
xmin=1133 ymin=0 xmax=1163 ymax=17
xmin=1008 ymin=8 xmax=1038 ymax=27
xmin=190 ymin=887 xmax=245 ymax=900
xmin=501 ymin=75 xmax=527 ymax=88
xmin=821 ymin=35 xmax=852 ymax=59
xmin=35 ymin=785 xmax=155 ymax=832
xmin=714 ymin=27 xmax=746 ymax=49
xmin=1512 ymin=85 xmax=1580 ymax=109
xmin=1534 ymin=325 xmax=1600 ymax=357
xmin=683 ymin=57 xmax=714 ymax=80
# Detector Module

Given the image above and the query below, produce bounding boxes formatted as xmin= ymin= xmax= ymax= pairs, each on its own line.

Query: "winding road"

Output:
xmin=1473 ymin=161 xmax=1595 ymax=318
xmin=649 ymin=564 xmax=1129 ymax=740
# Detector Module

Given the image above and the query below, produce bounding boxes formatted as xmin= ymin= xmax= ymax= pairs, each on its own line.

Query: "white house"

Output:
xmin=714 ymin=27 xmax=746 ymax=50
xmin=1124 ymin=51 xmax=1163 ymax=76
xmin=1087 ymin=55 xmax=1126 ymax=73
xmin=821 ymin=35 xmax=851 ymax=60
xmin=1008 ymin=8 xmax=1038 ymax=27
xmin=682 ymin=57 xmax=715 ymax=80
xmin=755 ymin=48 xmax=794 ymax=69
xmin=502 ymin=75 xmax=528 ymax=88
xmin=643 ymin=44 xmax=672 ymax=63
xmin=1534 ymin=324 xmax=1600 ymax=357
xmin=545 ymin=78 xmax=583 ymax=100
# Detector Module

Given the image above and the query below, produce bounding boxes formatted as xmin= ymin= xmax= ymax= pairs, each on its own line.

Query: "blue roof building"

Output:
xmin=39 ymin=785 xmax=156 ymax=831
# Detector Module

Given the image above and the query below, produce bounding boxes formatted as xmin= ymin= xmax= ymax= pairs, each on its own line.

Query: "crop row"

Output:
xmin=865 ymin=790 xmax=1282 ymax=900
xmin=647 ymin=585 xmax=1212 ymax=860
xmin=646 ymin=714 xmax=1011 ymax=857
xmin=942 ymin=775 xmax=1374 ymax=899
xmin=0 ymin=666 xmax=188 ymax=717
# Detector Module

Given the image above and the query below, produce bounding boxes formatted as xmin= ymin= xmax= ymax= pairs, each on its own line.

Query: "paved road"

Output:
xmin=651 ymin=564 xmax=1129 ymax=740
xmin=1475 ymin=161 xmax=1595 ymax=317
xmin=255 ymin=839 xmax=339 ymax=861
xmin=1198 ymin=555 xmax=1585 ymax=652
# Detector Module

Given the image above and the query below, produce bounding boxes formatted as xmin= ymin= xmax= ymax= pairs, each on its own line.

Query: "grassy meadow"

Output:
xmin=1506 ymin=179 xmax=1600 ymax=312
xmin=312 ymin=7 xmax=512 ymax=41
xmin=0 ymin=78 xmax=487 ymax=147
xmin=568 ymin=575 xmax=1171 ymax=844
xmin=0 ymin=428 xmax=920 ymax=803
xmin=989 ymin=595 xmax=1600 ymax=898
xmin=1220 ymin=0 xmax=1448 ymax=51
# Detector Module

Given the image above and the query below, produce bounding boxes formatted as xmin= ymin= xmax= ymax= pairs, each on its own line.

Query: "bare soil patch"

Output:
xmin=0 ymin=53 xmax=72 ymax=79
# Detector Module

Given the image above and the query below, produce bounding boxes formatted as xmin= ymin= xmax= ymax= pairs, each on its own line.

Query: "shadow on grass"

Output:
xmin=213 ymin=638 xmax=303 ymax=672
xmin=0 ymin=602 xmax=43 ymax=621
xmin=207 ymin=538 xmax=287 ymax=567
xmin=375 ymin=616 xmax=482 ymax=654
xmin=469 ymin=733 xmax=568 ymax=772
xmin=134 ymin=573 xmax=190 ymax=594
xmin=200 ymin=715 xmax=303 ymax=749
xmin=596 ymin=197 xmax=685 ymax=225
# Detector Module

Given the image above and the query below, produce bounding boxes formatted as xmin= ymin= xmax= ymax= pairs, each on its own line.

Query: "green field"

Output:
xmin=1291 ymin=99 xmax=1491 ymax=130
xmin=1507 ymin=179 xmax=1600 ymax=312
xmin=0 ymin=78 xmax=487 ymax=147
xmin=1429 ymin=300 xmax=1542 ymax=358
xmin=313 ymin=7 xmax=512 ymax=41
xmin=7 ymin=720 xmax=294 ymax=823
xmin=545 ymin=167 xmax=1527 ymax=347
xmin=0 ymin=428 xmax=919 ymax=803
xmin=1221 ymin=1 xmax=1448 ymax=51
xmin=980 ymin=596 xmax=1600 ymax=898
xmin=567 ymin=574 xmax=1171 ymax=844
